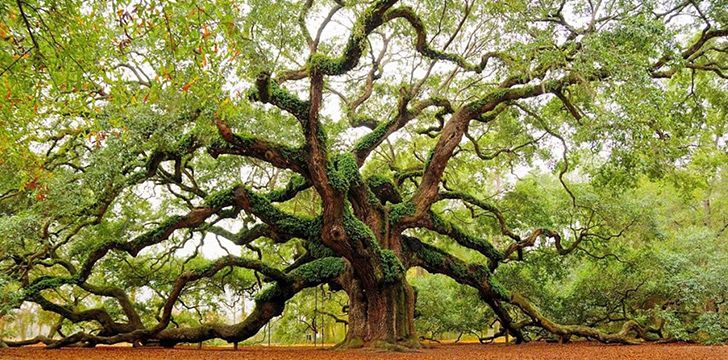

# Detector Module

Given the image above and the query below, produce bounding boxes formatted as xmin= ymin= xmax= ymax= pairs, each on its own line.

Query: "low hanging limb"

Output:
xmin=12 ymin=181 xmax=322 ymax=347
xmin=21 ymin=257 xmax=347 ymax=349
xmin=402 ymin=235 xmax=651 ymax=345
xmin=402 ymin=235 xmax=524 ymax=343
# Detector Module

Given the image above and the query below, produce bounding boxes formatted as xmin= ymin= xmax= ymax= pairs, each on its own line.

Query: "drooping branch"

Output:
xmin=78 ymin=282 xmax=144 ymax=330
xmin=17 ymin=208 xmax=221 ymax=302
xmin=149 ymin=255 xmax=292 ymax=336
xmin=402 ymin=235 xmax=647 ymax=345
xmin=509 ymin=293 xmax=645 ymax=344
xmin=31 ymin=294 xmax=139 ymax=337
xmin=402 ymin=235 xmax=523 ymax=343
xmin=156 ymin=257 xmax=346 ymax=346
xmin=2 ymin=336 xmax=56 ymax=347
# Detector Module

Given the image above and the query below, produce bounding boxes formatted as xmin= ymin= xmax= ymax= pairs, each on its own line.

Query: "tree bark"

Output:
xmin=339 ymin=272 xmax=418 ymax=349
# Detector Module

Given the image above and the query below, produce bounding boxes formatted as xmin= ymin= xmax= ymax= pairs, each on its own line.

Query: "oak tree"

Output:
xmin=0 ymin=0 xmax=726 ymax=349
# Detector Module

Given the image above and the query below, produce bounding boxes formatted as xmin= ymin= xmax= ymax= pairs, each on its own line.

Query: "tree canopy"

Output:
xmin=0 ymin=0 xmax=726 ymax=349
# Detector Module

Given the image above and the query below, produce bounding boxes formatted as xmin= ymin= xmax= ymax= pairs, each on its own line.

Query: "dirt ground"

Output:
xmin=1 ymin=342 xmax=727 ymax=360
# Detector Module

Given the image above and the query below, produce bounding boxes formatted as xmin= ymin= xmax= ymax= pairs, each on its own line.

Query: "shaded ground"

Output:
xmin=1 ymin=342 xmax=727 ymax=360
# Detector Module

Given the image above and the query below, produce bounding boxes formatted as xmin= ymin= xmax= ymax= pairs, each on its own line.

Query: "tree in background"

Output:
xmin=0 ymin=0 xmax=726 ymax=349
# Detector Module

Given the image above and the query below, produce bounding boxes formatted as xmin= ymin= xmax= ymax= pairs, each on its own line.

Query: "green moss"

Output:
xmin=192 ymin=262 xmax=214 ymax=278
xmin=472 ymin=265 xmax=492 ymax=280
xmin=366 ymin=188 xmax=382 ymax=206
xmin=305 ymin=0 xmax=396 ymax=77
xmin=245 ymin=187 xmax=280 ymax=217
xmin=343 ymin=210 xmax=378 ymax=245
xmin=353 ymin=118 xmax=394 ymax=153
xmin=489 ymin=277 xmax=511 ymax=300
xmin=249 ymin=78 xmax=310 ymax=121
xmin=336 ymin=153 xmax=359 ymax=179
xmin=379 ymin=249 xmax=404 ymax=284
xmin=389 ymin=201 xmax=415 ymax=225
xmin=277 ymin=215 xmax=318 ymax=238
xmin=204 ymin=188 xmax=236 ymax=208
xmin=419 ymin=246 xmax=446 ymax=266
xmin=23 ymin=276 xmax=77 ymax=298
xmin=308 ymin=53 xmax=347 ymax=75
xmin=271 ymin=82 xmax=311 ymax=121
xmin=449 ymin=260 xmax=468 ymax=279
xmin=328 ymin=153 xmax=361 ymax=193
xmin=233 ymin=132 xmax=257 ymax=148
xmin=304 ymin=216 xmax=324 ymax=239
xmin=304 ymin=239 xmax=336 ymax=258
xmin=291 ymin=257 xmax=346 ymax=283
xmin=266 ymin=175 xmax=308 ymax=202
xmin=255 ymin=284 xmax=283 ymax=303
xmin=242 ymin=186 xmax=320 ymax=238
xmin=366 ymin=174 xmax=391 ymax=189
xmin=366 ymin=175 xmax=402 ymax=205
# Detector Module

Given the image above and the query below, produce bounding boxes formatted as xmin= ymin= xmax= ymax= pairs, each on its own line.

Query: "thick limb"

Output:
xmin=402 ymin=235 xmax=649 ymax=344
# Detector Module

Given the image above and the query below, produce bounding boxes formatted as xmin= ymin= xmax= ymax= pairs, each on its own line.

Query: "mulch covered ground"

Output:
xmin=1 ymin=342 xmax=727 ymax=360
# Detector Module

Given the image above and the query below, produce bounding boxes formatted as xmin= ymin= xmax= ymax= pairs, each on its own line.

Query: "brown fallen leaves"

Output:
xmin=1 ymin=342 xmax=727 ymax=360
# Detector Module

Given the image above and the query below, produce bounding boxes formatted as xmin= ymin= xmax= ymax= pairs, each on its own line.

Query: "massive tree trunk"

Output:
xmin=339 ymin=273 xmax=417 ymax=349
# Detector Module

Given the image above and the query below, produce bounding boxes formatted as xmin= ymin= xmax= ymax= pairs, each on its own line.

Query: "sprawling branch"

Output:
xmin=402 ymin=235 xmax=523 ymax=343
xmin=403 ymin=235 xmax=647 ymax=345
xmin=40 ymin=257 xmax=347 ymax=348
xmin=509 ymin=293 xmax=645 ymax=344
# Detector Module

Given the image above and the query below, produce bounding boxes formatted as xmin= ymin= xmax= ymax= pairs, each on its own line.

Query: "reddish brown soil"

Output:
xmin=1 ymin=342 xmax=727 ymax=360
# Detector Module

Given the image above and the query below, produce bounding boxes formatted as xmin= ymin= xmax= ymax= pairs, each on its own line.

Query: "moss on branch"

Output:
xmin=389 ymin=201 xmax=416 ymax=225
xmin=204 ymin=188 xmax=236 ymax=209
xmin=306 ymin=0 xmax=398 ymax=76
xmin=328 ymin=153 xmax=361 ymax=193
xmin=429 ymin=212 xmax=503 ymax=261
xmin=248 ymin=72 xmax=310 ymax=122
xmin=290 ymin=257 xmax=346 ymax=284
xmin=265 ymin=175 xmax=309 ymax=203
xmin=366 ymin=175 xmax=402 ymax=204
xmin=238 ymin=186 xmax=318 ymax=238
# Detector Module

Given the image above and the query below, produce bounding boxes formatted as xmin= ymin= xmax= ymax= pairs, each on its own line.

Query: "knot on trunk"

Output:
xmin=330 ymin=224 xmax=346 ymax=241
